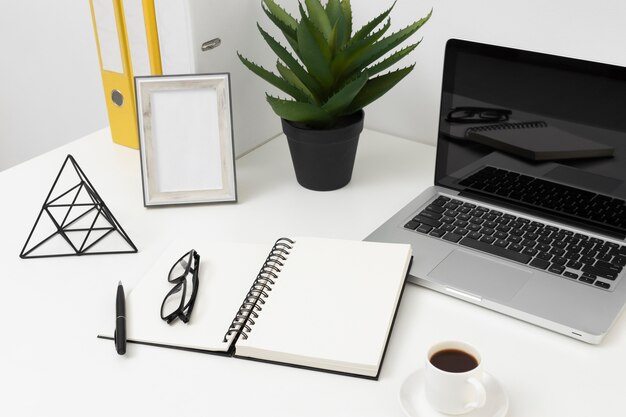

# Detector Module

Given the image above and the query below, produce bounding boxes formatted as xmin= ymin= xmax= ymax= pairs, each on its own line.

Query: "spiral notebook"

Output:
xmin=98 ymin=237 xmax=412 ymax=379
xmin=464 ymin=121 xmax=614 ymax=161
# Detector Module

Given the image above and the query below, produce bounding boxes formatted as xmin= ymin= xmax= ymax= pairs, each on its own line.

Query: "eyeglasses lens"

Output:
xmin=169 ymin=252 xmax=192 ymax=282
xmin=162 ymin=282 xmax=186 ymax=318
xmin=479 ymin=110 xmax=505 ymax=121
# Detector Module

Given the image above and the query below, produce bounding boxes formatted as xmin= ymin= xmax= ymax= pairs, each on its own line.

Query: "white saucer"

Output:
xmin=399 ymin=369 xmax=509 ymax=417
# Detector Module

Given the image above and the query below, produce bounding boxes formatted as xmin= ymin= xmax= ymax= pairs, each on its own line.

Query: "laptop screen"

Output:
xmin=435 ymin=39 xmax=626 ymax=238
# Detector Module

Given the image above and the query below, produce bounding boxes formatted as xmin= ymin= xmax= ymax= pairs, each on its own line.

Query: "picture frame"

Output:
xmin=135 ymin=73 xmax=237 ymax=206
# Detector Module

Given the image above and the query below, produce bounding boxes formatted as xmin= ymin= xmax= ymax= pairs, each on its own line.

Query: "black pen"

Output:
xmin=115 ymin=281 xmax=126 ymax=355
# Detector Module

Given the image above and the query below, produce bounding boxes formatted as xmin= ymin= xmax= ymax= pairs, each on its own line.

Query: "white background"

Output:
xmin=150 ymin=88 xmax=223 ymax=192
xmin=2 ymin=0 xmax=626 ymax=171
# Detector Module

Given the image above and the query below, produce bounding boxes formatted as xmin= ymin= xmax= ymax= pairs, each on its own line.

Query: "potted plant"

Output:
xmin=239 ymin=0 xmax=431 ymax=191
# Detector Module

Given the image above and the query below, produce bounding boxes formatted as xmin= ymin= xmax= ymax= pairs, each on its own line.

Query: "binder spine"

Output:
xmin=466 ymin=120 xmax=547 ymax=135
xmin=223 ymin=238 xmax=295 ymax=342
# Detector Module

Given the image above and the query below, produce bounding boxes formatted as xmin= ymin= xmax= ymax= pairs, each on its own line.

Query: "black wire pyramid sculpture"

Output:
xmin=20 ymin=155 xmax=138 ymax=258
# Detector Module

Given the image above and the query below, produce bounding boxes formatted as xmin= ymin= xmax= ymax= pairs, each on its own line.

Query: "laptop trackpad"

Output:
xmin=428 ymin=250 xmax=532 ymax=303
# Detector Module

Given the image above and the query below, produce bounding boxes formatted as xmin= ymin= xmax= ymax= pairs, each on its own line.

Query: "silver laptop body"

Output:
xmin=367 ymin=39 xmax=626 ymax=344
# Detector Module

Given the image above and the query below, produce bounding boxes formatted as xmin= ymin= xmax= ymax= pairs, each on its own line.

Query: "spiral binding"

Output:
xmin=223 ymin=237 xmax=295 ymax=342
xmin=466 ymin=120 xmax=547 ymax=135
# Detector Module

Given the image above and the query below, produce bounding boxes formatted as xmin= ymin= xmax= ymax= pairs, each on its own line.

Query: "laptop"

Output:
xmin=366 ymin=39 xmax=626 ymax=344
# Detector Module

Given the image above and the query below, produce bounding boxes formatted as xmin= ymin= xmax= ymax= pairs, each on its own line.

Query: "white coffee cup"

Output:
xmin=424 ymin=341 xmax=487 ymax=415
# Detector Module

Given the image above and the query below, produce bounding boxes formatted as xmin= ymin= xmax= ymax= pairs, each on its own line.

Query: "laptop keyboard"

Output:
xmin=404 ymin=195 xmax=626 ymax=291
xmin=458 ymin=166 xmax=626 ymax=232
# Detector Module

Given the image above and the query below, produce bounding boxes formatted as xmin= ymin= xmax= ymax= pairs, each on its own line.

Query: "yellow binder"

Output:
xmin=89 ymin=0 xmax=162 ymax=149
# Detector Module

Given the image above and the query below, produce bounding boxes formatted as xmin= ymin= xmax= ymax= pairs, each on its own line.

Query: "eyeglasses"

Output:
xmin=160 ymin=249 xmax=200 ymax=324
xmin=446 ymin=106 xmax=512 ymax=124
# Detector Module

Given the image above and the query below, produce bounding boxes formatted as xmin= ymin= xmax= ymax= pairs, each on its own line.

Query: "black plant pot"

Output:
xmin=281 ymin=110 xmax=365 ymax=191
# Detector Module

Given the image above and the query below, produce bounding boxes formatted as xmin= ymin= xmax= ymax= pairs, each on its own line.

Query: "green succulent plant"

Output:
xmin=238 ymin=0 xmax=431 ymax=128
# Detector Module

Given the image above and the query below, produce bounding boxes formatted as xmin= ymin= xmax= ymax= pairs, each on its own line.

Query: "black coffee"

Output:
xmin=430 ymin=349 xmax=478 ymax=373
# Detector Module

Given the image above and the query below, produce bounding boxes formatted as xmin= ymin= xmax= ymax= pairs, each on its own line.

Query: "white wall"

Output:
xmin=0 ymin=0 xmax=107 ymax=171
xmin=2 ymin=0 xmax=626 ymax=171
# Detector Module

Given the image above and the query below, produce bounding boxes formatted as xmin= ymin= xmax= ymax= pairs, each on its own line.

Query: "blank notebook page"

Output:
xmin=235 ymin=237 xmax=412 ymax=376
xmin=104 ymin=240 xmax=270 ymax=352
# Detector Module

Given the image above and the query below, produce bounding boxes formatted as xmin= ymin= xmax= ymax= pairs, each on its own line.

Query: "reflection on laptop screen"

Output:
xmin=435 ymin=39 xmax=626 ymax=238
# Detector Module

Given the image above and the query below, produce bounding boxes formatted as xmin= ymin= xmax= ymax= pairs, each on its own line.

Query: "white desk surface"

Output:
xmin=1 ymin=128 xmax=624 ymax=416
